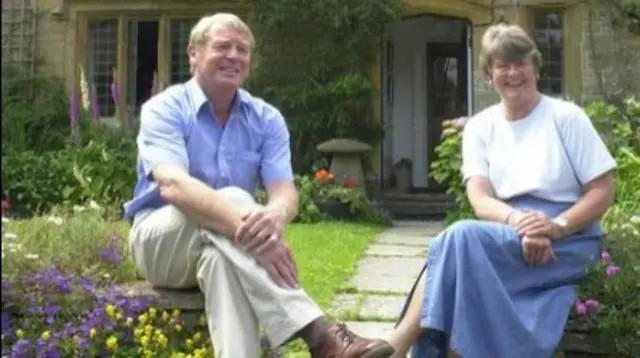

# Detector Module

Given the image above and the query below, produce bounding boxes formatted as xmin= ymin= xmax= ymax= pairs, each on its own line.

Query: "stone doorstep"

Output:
xmin=366 ymin=244 xmax=427 ymax=257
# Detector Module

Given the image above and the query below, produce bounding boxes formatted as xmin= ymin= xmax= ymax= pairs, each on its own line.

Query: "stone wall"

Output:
xmin=580 ymin=3 xmax=640 ymax=103
xmin=34 ymin=0 xmax=72 ymax=83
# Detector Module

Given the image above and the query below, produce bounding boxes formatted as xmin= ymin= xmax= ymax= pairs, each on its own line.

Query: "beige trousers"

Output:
xmin=129 ymin=186 xmax=324 ymax=358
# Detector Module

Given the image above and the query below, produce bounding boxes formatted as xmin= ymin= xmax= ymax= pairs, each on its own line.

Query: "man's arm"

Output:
xmin=260 ymin=107 xmax=298 ymax=224
xmin=138 ymin=97 xmax=244 ymax=239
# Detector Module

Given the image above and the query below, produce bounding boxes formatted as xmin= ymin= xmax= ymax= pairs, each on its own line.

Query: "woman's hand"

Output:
xmin=521 ymin=236 xmax=556 ymax=266
xmin=514 ymin=211 xmax=565 ymax=239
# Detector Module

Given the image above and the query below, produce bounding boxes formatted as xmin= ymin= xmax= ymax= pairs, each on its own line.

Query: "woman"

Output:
xmin=385 ymin=23 xmax=616 ymax=358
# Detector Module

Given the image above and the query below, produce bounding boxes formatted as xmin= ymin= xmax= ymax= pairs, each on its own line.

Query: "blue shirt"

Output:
xmin=122 ymin=78 xmax=294 ymax=219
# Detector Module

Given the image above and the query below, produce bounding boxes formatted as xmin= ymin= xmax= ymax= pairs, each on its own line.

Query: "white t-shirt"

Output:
xmin=462 ymin=95 xmax=616 ymax=203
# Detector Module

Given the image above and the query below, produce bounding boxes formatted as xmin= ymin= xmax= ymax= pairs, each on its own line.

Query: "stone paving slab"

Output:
xmin=348 ymin=256 xmax=423 ymax=293
xmin=375 ymin=232 xmax=436 ymax=247
xmin=343 ymin=321 xmax=396 ymax=339
xmin=360 ymin=295 xmax=406 ymax=320
xmin=366 ymin=244 xmax=426 ymax=257
xmin=327 ymin=293 xmax=359 ymax=316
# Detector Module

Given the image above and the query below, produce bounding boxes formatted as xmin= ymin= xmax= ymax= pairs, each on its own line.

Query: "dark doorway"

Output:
xmin=133 ymin=21 xmax=159 ymax=111
xmin=425 ymin=41 xmax=468 ymax=190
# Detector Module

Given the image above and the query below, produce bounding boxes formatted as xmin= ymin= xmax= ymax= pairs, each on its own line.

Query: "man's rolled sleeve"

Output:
xmin=260 ymin=108 xmax=294 ymax=185
xmin=137 ymin=96 xmax=189 ymax=179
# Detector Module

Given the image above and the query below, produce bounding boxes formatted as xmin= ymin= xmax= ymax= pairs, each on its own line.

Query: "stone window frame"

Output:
xmin=73 ymin=4 xmax=246 ymax=123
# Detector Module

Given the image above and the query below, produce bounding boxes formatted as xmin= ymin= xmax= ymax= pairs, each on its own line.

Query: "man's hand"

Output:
xmin=235 ymin=207 xmax=286 ymax=252
xmin=521 ymin=236 xmax=556 ymax=266
xmin=514 ymin=210 xmax=564 ymax=239
xmin=252 ymin=236 xmax=299 ymax=289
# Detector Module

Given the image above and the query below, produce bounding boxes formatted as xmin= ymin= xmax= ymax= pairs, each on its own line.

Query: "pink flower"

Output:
xmin=605 ymin=265 xmax=620 ymax=276
xmin=574 ymin=301 xmax=587 ymax=315
xmin=600 ymin=251 xmax=612 ymax=264
xmin=584 ymin=298 xmax=600 ymax=311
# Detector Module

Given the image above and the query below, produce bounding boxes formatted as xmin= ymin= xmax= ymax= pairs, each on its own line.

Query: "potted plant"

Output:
xmin=311 ymin=168 xmax=366 ymax=220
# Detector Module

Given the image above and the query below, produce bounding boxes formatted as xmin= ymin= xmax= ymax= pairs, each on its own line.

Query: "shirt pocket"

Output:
xmin=232 ymin=150 xmax=262 ymax=191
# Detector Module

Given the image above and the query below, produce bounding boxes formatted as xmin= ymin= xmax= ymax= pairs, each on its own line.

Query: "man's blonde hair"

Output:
xmin=478 ymin=23 xmax=541 ymax=78
xmin=189 ymin=13 xmax=255 ymax=48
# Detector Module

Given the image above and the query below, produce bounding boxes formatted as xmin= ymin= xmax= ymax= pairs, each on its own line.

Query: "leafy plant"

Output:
xmin=429 ymin=118 xmax=474 ymax=223
xmin=245 ymin=0 xmax=403 ymax=172
xmin=1 ymin=65 xmax=72 ymax=154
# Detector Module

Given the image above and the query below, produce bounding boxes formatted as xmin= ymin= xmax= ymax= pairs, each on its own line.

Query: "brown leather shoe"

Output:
xmin=312 ymin=323 xmax=395 ymax=358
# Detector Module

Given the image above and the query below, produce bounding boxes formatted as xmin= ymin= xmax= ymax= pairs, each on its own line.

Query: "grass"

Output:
xmin=1 ymin=206 xmax=381 ymax=357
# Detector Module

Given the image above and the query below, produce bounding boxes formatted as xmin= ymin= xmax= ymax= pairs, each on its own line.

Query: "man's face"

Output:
xmin=490 ymin=56 xmax=537 ymax=105
xmin=189 ymin=26 xmax=251 ymax=91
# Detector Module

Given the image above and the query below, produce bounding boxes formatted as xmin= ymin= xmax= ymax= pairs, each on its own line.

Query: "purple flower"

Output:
xmin=110 ymin=68 xmax=121 ymax=105
xmin=605 ymin=265 xmax=621 ymax=276
xmin=574 ymin=301 xmax=587 ymax=315
xmin=584 ymin=298 xmax=600 ymax=311
xmin=600 ymin=251 xmax=612 ymax=264
xmin=11 ymin=339 xmax=30 ymax=358
xmin=99 ymin=247 xmax=122 ymax=266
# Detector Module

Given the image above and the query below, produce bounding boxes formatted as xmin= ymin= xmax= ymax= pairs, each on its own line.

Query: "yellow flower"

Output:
xmin=134 ymin=327 xmax=143 ymax=338
xmin=116 ymin=313 xmax=123 ymax=321
xmin=162 ymin=311 xmax=171 ymax=321
xmin=139 ymin=335 xmax=150 ymax=347
xmin=89 ymin=328 xmax=97 ymax=339
xmin=156 ymin=332 xmax=168 ymax=348
xmin=105 ymin=304 xmax=116 ymax=317
xmin=174 ymin=324 xmax=183 ymax=333
xmin=138 ymin=313 xmax=149 ymax=325
xmin=78 ymin=65 xmax=90 ymax=111
xmin=185 ymin=338 xmax=193 ymax=350
xmin=199 ymin=314 xmax=207 ymax=326
xmin=15 ymin=330 xmax=25 ymax=339
xmin=172 ymin=309 xmax=181 ymax=318
xmin=148 ymin=307 xmax=157 ymax=319
xmin=125 ymin=317 xmax=134 ymax=327
xmin=106 ymin=335 xmax=118 ymax=351
xmin=145 ymin=325 xmax=154 ymax=337
xmin=192 ymin=332 xmax=202 ymax=343
xmin=41 ymin=331 xmax=51 ymax=341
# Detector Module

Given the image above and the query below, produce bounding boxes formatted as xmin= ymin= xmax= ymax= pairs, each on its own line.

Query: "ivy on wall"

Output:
xmin=243 ymin=0 xmax=404 ymax=172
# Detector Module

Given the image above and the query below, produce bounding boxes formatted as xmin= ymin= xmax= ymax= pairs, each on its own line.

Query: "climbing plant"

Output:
xmin=244 ymin=0 xmax=404 ymax=172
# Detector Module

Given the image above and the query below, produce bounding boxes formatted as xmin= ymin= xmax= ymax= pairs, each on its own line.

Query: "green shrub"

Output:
xmin=429 ymin=119 xmax=474 ymax=224
xmin=245 ymin=0 xmax=403 ymax=171
xmin=2 ymin=140 xmax=136 ymax=218
xmin=1 ymin=65 xmax=72 ymax=153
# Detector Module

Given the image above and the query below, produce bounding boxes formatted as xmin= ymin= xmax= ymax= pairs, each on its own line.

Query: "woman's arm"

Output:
xmin=466 ymin=176 xmax=529 ymax=226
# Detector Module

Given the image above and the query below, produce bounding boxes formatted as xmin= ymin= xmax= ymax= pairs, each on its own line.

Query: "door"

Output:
xmin=425 ymin=42 xmax=468 ymax=190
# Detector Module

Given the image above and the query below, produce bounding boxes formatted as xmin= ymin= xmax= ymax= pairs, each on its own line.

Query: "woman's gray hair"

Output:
xmin=189 ymin=13 xmax=255 ymax=48
xmin=479 ymin=23 xmax=542 ymax=78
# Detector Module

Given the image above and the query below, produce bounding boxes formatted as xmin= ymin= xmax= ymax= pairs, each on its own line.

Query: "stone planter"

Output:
xmin=313 ymin=198 xmax=353 ymax=220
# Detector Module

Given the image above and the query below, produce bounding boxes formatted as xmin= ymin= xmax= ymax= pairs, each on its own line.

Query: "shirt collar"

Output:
xmin=187 ymin=77 xmax=248 ymax=115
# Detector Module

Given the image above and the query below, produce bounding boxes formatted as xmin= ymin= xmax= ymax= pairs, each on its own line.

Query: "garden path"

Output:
xmin=328 ymin=220 xmax=444 ymax=347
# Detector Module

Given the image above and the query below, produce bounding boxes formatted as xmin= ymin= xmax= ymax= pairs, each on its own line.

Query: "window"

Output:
xmin=171 ymin=18 xmax=199 ymax=84
xmin=84 ymin=16 xmax=201 ymax=118
xmin=533 ymin=10 xmax=563 ymax=96
xmin=88 ymin=20 xmax=118 ymax=117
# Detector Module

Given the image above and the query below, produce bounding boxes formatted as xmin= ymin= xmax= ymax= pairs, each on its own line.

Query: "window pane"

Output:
xmin=533 ymin=10 xmax=564 ymax=96
xmin=88 ymin=20 xmax=118 ymax=117
xmin=171 ymin=18 xmax=199 ymax=84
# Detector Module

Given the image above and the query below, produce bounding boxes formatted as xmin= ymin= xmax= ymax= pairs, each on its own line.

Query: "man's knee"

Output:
xmin=216 ymin=186 xmax=260 ymax=212
xmin=133 ymin=205 xmax=195 ymax=238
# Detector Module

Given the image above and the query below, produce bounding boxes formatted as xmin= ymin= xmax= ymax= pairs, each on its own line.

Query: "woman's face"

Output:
xmin=490 ymin=56 xmax=538 ymax=107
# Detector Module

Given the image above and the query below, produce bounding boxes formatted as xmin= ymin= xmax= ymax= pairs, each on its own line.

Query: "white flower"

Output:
xmin=46 ymin=216 xmax=64 ymax=225
xmin=630 ymin=215 xmax=640 ymax=224
xmin=6 ymin=242 xmax=21 ymax=252
xmin=3 ymin=233 xmax=17 ymax=239
xmin=2 ymin=217 xmax=10 ymax=223
xmin=73 ymin=205 xmax=86 ymax=212
xmin=89 ymin=201 xmax=101 ymax=210
xmin=24 ymin=253 xmax=39 ymax=260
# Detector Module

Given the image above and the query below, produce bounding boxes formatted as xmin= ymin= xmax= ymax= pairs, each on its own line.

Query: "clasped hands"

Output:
xmin=234 ymin=207 xmax=299 ymax=289
xmin=508 ymin=210 xmax=565 ymax=266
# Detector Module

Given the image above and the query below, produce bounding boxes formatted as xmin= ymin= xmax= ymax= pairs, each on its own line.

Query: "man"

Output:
xmin=123 ymin=12 xmax=395 ymax=358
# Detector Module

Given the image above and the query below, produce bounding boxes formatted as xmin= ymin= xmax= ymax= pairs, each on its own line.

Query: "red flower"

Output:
xmin=344 ymin=176 xmax=357 ymax=189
